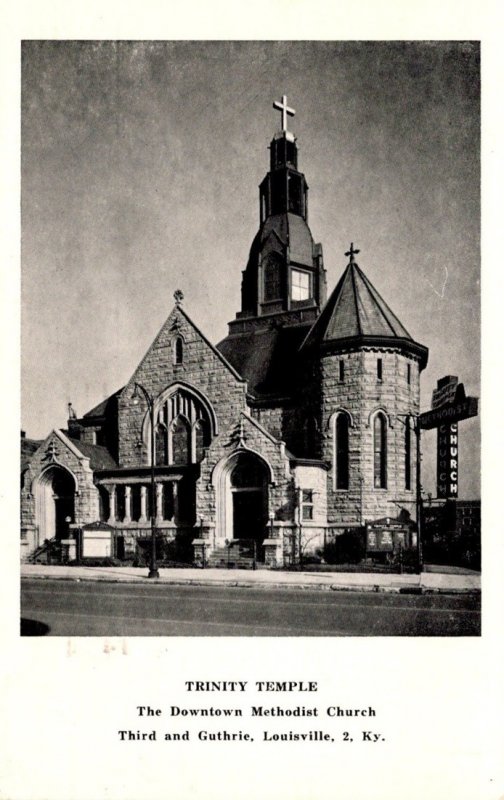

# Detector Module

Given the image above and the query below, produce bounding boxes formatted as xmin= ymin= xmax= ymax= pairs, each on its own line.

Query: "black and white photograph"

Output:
xmin=20 ymin=40 xmax=481 ymax=636
xmin=2 ymin=8 xmax=503 ymax=799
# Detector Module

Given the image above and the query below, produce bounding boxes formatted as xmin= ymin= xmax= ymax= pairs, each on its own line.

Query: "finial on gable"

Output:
xmin=174 ymin=289 xmax=184 ymax=306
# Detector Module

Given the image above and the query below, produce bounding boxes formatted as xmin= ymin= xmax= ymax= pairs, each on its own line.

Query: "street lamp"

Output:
xmin=132 ymin=381 xmax=160 ymax=579
xmin=396 ymin=412 xmax=423 ymax=574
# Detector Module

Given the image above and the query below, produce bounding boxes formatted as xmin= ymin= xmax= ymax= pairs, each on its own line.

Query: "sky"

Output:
xmin=21 ymin=41 xmax=480 ymax=498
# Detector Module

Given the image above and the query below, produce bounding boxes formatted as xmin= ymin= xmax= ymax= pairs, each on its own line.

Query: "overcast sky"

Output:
xmin=21 ymin=41 xmax=480 ymax=498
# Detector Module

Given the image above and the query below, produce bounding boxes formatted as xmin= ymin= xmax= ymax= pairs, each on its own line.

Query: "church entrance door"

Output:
xmin=230 ymin=453 xmax=268 ymax=558
xmin=36 ymin=466 xmax=76 ymax=542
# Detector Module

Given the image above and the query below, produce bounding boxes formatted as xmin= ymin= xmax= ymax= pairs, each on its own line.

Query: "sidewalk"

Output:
xmin=20 ymin=564 xmax=480 ymax=594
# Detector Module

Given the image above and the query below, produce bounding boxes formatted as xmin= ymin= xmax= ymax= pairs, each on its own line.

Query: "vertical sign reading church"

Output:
xmin=433 ymin=376 xmax=459 ymax=498
xmin=437 ymin=423 xmax=458 ymax=498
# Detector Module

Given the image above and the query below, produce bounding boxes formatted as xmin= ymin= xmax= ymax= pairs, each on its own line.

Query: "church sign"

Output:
xmin=419 ymin=375 xmax=479 ymax=501
xmin=366 ymin=521 xmax=410 ymax=553
xmin=437 ymin=423 xmax=459 ymax=498
xmin=419 ymin=381 xmax=478 ymax=430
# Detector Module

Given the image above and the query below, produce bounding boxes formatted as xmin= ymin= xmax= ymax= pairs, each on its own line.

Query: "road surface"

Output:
xmin=21 ymin=579 xmax=480 ymax=636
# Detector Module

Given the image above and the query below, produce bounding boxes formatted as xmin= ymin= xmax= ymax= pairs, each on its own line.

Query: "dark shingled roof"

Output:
xmin=218 ymin=323 xmax=311 ymax=400
xmin=66 ymin=438 xmax=118 ymax=469
xmin=83 ymin=387 xmax=123 ymax=419
xmin=247 ymin=212 xmax=316 ymax=268
xmin=303 ymin=261 xmax=410 ymax=344
xmin=301 ymin=261 xmax=428 ymax=368
xmin=21 ymin=437 xmax=43 ymax=472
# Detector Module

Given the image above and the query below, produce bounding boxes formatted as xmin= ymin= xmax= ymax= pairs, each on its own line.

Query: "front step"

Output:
xmin=206 ymin=543 xmax=265 ymax=570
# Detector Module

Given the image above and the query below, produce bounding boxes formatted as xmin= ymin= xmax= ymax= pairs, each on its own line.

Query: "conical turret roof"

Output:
xmin=301 ymin=253 xmax=428 ymax=368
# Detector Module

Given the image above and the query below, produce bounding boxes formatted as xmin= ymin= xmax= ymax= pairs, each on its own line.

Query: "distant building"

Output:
xmin=422 ymin=499 xmax=480 ymax=569
xmin=21 ymin=100 xmax=428 ymax=567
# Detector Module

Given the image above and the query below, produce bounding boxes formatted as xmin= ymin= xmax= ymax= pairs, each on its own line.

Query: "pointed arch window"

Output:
xmin=405 ymin=417 xmax=412 ymax=490
xmin=171 ymin=416 xmax=191 ymax=465
xmin=195 ymin=418 xmax=211 ymax=462
xmin=263 ymin=254 xmax=282 ymax=302
xmin=333 ymin=412 xmax=350 ymax=490
xmin=155 ymin=423 xmax=168 ymax=466
xmin=144 ymin=385 xmax=216 ymax=466
xmin=373 ymin=412 xmax=387 ymax=489
xmin=173 ymin=336 xmax=184 ymax=366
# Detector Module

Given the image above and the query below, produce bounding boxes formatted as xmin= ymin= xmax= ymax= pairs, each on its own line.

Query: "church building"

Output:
xmin=21 ymin=97 xmax=428 ymax=567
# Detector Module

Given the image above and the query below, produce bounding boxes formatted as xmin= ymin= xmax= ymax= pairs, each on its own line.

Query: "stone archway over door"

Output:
xmin=36 ymin=466 xmax=76 ymax=541
xmin=230 ymin=453 xmax=268 ymax=544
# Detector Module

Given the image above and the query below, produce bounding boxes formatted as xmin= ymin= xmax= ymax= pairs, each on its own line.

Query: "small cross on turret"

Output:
xmin=273 ymin=94 xmax=296 ymax=133
xmin=345 ymin=243 xmax=360 ymax=264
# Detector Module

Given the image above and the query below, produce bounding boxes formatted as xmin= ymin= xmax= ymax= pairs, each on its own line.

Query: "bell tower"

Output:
xmin=259 ymin=96 xmax=308 ymax=222
xmin=234 ymin=96 xmax=326 ymax=328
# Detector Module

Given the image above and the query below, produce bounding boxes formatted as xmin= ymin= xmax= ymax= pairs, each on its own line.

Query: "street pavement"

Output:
xmin=21 ymin=579 xmax=481 ymax=636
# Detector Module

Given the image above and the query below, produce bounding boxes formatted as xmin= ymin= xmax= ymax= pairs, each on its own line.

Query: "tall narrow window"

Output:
xmin=195 ymin=418 xmax=210 ymax=462
xmin=335 ymin=413 xmax=350 ymax=489
xmin=173 ymin=336 xmax=183 ymax=365
xmin=373 ymin=413 xmax=387 ymax=488
xmin=171 ymin=416 xmax=191 ymax=464
xmin=155 ymin=423 xmax=168 ymax=466
xmin=405 ymin=417 xmax=411 ymax=490
xmin=407 ymin=363 xmax=411 ymax=385
xmin=263 ymin=255 xmax=281 ymax=301
xmin=339 ymin=360 xmax=345 ymax=382
xmin=377 ymin=358 xmax=383 ymax=381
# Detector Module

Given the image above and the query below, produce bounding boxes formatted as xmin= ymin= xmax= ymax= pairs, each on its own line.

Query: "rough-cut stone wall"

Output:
xmin=20 ymin=430 xmax=100 ymax=557
xmin=196 ymin=412 xmax=293 ymax=539
xmin=118 ymin=306 xmax=248 ymax=467
xmin=320 ymin=348 xmax=420 ymax=527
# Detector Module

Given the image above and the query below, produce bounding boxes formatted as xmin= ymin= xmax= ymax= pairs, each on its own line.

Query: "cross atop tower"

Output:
xmin=345 ymin=243 xmax=360 ymax=264
xmin=273 ymin=94 xmax=296 ymax=133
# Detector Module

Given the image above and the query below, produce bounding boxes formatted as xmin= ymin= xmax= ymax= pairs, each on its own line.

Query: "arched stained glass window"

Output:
xmin=172 ymin=416 xmax=191 ymax=465
xmin=373 ymin=413 xmax=387 ymax=489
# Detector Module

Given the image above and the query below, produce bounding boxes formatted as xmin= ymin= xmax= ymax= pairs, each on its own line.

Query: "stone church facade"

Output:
xmin=21 ymin=101 xmax=428 ymax=567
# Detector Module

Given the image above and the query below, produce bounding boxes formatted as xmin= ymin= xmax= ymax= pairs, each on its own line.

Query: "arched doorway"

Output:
xmin=36 ymin=466 xmax=76 ymax=542
xmin=229 ymin=453 xmax=268 ymax=547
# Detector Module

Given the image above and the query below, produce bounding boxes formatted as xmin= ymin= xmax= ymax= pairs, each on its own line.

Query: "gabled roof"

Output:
xmin=83 ymin=387 xmax=123 ymax=419
xmin=65 ymin=437 xmax=118 ymax=469
xmin=301 ymin=260 xmax=428 ymax=368
xmin=218 ymin=322 xmax=311 ymax=400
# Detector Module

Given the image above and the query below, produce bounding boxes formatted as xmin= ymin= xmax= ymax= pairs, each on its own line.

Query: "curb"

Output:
xmin=20 ymin=573 xmax=480 ymax=595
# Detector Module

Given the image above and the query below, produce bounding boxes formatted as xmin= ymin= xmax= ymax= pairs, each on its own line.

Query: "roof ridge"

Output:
xmin=350 ymin=263 xmax=363 ymax=336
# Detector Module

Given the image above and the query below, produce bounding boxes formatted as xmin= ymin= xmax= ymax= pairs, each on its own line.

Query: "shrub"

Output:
xmin=323 ymin=530 xmax=366 ymax=564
